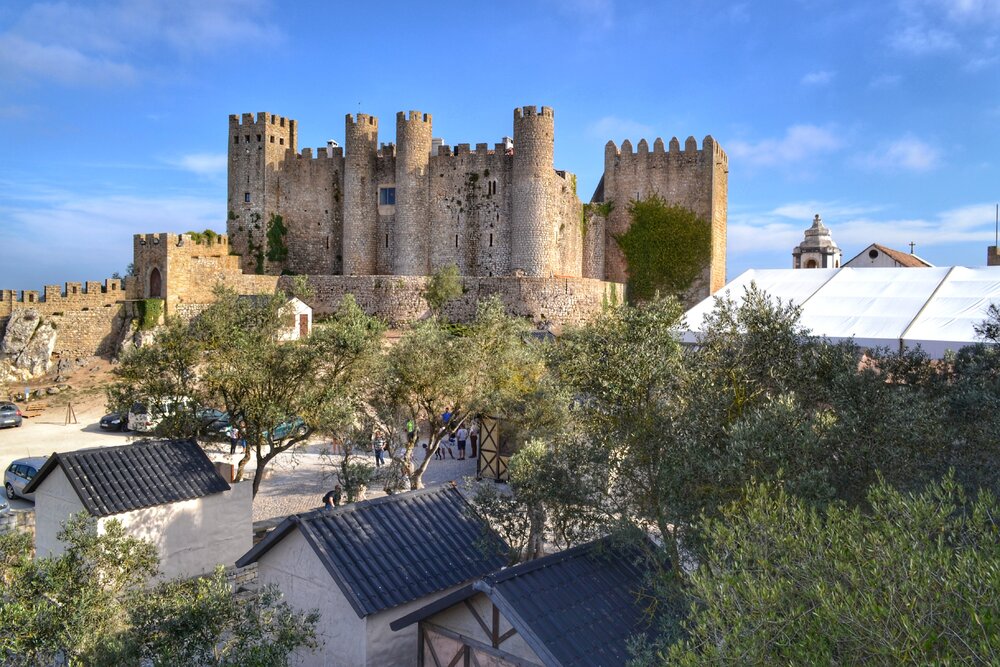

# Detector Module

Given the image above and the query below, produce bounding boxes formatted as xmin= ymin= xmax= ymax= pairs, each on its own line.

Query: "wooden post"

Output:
xmin=64 ymin=402 xmax=77 ymax=425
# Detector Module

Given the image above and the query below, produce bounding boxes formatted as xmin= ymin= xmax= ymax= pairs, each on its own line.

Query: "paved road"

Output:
xmin=1 ymin=404 xmax=480 ymax=521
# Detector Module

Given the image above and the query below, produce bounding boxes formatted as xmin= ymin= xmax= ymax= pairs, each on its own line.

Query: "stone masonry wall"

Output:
xmin=280 ymin=274 xmax=624 ymax=328
xmin=276 ymin=147 xmax=344 ymax=276
xmin=599 ymin=135 xmax=728 ymax=297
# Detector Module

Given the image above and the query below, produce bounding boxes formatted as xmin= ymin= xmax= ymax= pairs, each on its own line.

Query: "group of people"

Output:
xmin=321 ymin=414 xmax=481 ymax=510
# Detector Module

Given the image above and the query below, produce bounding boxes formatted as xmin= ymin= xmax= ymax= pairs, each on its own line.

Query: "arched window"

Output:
xmin=149 ymin=267 xmax=162 ymax=298
xmin=805 ymin=259 xmax=818 ymax=269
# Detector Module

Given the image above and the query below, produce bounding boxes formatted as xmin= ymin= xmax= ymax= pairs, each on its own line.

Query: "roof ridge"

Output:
xmin=295 ymin=484 xmax=460 ymax=523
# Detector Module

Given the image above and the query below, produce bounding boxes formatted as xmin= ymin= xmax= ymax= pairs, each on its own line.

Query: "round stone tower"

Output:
xmin=343 ymin=113 xmax=379 ymax=275
xmin=511 ymin=105 xmax=555 ymax=276
xmin=393 ymin=110 xmax=433 ymax=276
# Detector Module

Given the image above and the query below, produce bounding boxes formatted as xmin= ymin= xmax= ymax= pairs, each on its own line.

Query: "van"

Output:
xmin=127 ymin=397 xmax=192 ymax=433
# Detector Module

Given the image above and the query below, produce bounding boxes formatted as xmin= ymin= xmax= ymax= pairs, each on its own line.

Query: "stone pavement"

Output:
xmin=199 ymin=438 xmax=480 ymax=523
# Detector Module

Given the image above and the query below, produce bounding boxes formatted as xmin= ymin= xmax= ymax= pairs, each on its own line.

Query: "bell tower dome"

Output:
xmin=793 ymin=214 xmax=841 ymax=269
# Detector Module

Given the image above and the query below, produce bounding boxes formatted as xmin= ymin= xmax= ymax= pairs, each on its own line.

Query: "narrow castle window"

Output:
xmin=245 ymin=135 xmax=250 ymax=143
xmin=326 ymin=236 xmax=330 ymax=250
xmin=244 ymin=192 xmax=251 ymax=203
xmin=270 ymin=136 xmax=274 ymax=143
xmin=488 ymin=180 xmax=497 ymax=195
xmin=455 ymin=235 xmax=459 ymax=248
xmin=489 ymin=233 xmax=493 ymax=247
xmin=379 ymin=188 xmax=396 ymax=205
xmin=385 ymin=234 xmax=389 ymax=249
xmin=257 ymin=134 xmax=262 ymax=142
xmin=233 ymin=136 xmax=239 ymax=145
xmin=279 ymin=138 xmax=285 ymax=145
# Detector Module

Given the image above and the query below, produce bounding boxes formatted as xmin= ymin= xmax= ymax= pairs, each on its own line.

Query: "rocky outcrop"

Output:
xmin=0 ymin=309 xmax=59 ymax=382
xmin=116 ymin=319 xmax=159 ymax=357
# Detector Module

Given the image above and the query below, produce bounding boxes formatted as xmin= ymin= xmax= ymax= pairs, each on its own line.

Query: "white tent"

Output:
xmin=683 ymin=267 xmax=1000 ymax=358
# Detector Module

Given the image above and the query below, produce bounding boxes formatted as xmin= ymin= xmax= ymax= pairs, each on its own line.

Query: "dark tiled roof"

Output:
xmin=238 ymin=485 xmax=507 ymax=618
xmin=392 ymin=537 xmax=658 ymax=667
xmin=24 ymin=439 xmax=230 ymax=517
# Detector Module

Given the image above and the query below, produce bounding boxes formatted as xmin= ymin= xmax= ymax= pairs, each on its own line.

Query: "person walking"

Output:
xmin=372 ymin=430 xmax=385 ymax=467
xmin=406 ymin=417 xmax=416 ymax=444
xmin=469 ymin=420 xmax=479 ymax=457
xmin=456 ymin=425 xmax=469 ymax=460
xmin=228 ymin=424 xmax=241 ymax=455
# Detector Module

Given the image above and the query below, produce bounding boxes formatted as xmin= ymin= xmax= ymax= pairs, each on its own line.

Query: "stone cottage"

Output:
xmin=25 ymin=438 xmax=252 ymax=580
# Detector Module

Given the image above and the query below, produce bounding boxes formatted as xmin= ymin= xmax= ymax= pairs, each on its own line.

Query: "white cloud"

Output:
xmin=801 ymin=70 xmax=835 ymax=85
xmin=857 ymin=136 xmax=940 ymax=172
xmin=587 ymin=116 xmax=654 ymax=142
xmin=727 ymin=125 xmax=843 ymax=168
xmin=890 ymin=25 xmax=959 ymax=54
xmin=0 ymin=0 xmax=280 ymax=87
xmin=728 ymin=201 xmax=999 ymax=259
xmin=0 ymin=181 xmax=221 ymax=288
xmin=167 ymin=153 xmax=228 ymax=178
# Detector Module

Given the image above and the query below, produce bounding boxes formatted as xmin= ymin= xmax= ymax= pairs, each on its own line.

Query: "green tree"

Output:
xmin=423 ymin=263 xmax=464 ymax=317
xmin=614 ymin=196 xmax=711 ymax=303
xmin=195 ymin=290 xmax=384 ymax=495
xmin=0 ymin=514 xmax=318 ymax=666
xmin=659 ymin=477 xmax=1000 ymax=666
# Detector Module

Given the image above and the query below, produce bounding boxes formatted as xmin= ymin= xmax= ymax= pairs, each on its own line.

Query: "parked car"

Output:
xmin=0 ymin=497 xmax=9 ymax=515
xmin=0 ymin=402 xmax=23 ymax=429
xmin=267 ymin=417 xmax=308 ymax=441
xmin=99 ymin=412 xmax=128 ymax=431
xmin=5 ymin=456 xmax=47 ymax=501
xmin=127 ymin=397 xmax=192 ymax=432
xmin=203 ymin=413 xmax=232 ymax=438
xmin=195 ymin=408 xmax=227 ymax=432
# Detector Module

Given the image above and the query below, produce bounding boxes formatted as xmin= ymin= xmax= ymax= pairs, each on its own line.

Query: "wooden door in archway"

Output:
xmin=477 ymin=416 xmax=511 ymax=482
xmin=148 ymin=267 xmax=162 ymax=298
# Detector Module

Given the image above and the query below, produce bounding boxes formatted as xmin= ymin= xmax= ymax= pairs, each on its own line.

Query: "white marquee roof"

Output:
xmin=683 ymin=267 xmax=1000 ymax=358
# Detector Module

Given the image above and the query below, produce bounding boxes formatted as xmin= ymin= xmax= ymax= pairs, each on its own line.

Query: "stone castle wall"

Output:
xmin=280 ymin=274 xmax=623 ymax=328
xmin=599 ymin=135 xmax=728 ymax=293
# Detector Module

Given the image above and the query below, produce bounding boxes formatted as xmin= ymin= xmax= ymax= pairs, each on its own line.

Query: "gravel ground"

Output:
xmin=1 ymin=384 xmax=481 ymax=521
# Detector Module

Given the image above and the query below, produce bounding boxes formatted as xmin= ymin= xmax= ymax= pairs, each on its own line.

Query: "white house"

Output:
xmin=843 ymin=243 xmax=933 ymax=269
xmin=280 ymin=296 xmax=313 ymax=341
xmin=236 ymin=486 xmax=508 ymax=667
xmin=25 ymin=439 xmax=252 ymax=580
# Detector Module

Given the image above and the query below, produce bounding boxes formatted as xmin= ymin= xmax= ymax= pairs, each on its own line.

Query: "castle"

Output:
xmin=1 ymin=105 xmax=728 ymax=379
xmin=224 ymin=106 xmax=727 ymax=290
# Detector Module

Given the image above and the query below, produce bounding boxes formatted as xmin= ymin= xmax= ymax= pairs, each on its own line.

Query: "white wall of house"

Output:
xmin=109 ymin=480 xmax=252 ymax=580
xmin=255 ymin=529 xmax=366 ymax=667
xmin=33 ymin=467 xmax=86 ymax=558
xmin=34 ymin=470 xmax=252 ymax=580
xmin=279 ymin=297 xmax=313 ymax=341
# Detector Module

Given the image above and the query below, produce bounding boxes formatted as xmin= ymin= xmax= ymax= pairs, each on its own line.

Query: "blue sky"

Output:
xmin=1 ymin=0 xmax=998 ymax=291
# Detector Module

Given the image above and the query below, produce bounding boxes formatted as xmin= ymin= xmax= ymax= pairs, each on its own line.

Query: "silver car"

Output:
xmin=0 ymin=402 xmax=23 ymax=429
xmin=5 ymin=456 xmax=47 ymax=501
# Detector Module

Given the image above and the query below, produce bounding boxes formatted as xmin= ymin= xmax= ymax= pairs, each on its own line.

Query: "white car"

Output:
xmin=127 ymin=397 xmax=192 ymax=432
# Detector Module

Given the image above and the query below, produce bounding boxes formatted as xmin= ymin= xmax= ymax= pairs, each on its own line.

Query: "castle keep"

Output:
xmin=225 ymin=106 xmax=728 ymax=293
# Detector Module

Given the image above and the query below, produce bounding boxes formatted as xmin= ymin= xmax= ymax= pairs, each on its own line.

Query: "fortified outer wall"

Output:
xmin=599 ymin=135 xmax=728 ymax=294
xmin=279 ymin=274 xmax=624 ymax=328
xmin=0 ymin=278 xmax=133 ymax=358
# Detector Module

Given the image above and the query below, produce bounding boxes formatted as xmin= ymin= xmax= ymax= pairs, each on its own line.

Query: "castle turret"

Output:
xmin=793 ymin=214 xmax=841 ymax=269
xmin=511 ymin=106 xmax=555 ymax=276
xmin=393 ymin=111 xmax=433 ymax=276
xmin=227 ymin=112 xmax=297 ymax=273
xmin=343 ymin=114 xmax=379 ymax=275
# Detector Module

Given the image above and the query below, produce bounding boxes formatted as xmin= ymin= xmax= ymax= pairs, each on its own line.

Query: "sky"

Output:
xmin=1 ymin=0 xmax=998 ymax=291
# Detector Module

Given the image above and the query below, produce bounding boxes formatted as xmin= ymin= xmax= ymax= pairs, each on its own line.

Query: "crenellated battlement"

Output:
xmin=604 ymin=135 xmax=727 ymax=167
xmin=229 ymin=112 xmax=295 ymax=129
xmin=514 ymin=105 xmax=554 ymax=120
xmin=0 ymin=276 xmax=128 ymax=317
xmin=397 ymin=110 xmax=431 ymax=125
xmin=346 ymin=113 xmax=378 ymax=129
